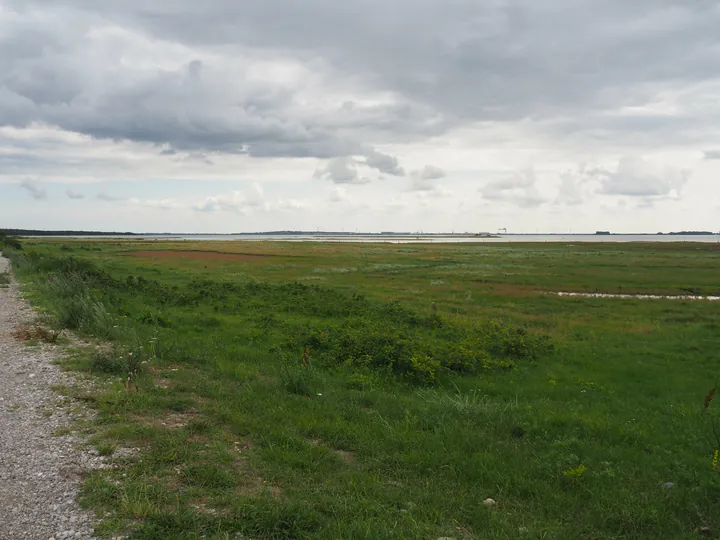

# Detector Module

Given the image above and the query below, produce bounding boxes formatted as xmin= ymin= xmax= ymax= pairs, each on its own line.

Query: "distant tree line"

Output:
xmin=0 ymin=229 xmax=137 ymax=236
xmin=666 ymin=231 xmax=716 ymax=235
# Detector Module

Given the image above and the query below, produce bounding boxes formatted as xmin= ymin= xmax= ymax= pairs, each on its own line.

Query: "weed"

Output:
xmin=562 ymin=464 xmax=587 ymax=480
xmin=280 ymin=364 xmax=316 ymax=397
xmin=416 ymin=383 xmax=517 ymax=414
xmin=90 ymin=345 xmax=144 ymax=379
xmin=96 ymin=441 xmax=116 ymax=456
xmin=37 ymin=271 xmax=119 ymax=338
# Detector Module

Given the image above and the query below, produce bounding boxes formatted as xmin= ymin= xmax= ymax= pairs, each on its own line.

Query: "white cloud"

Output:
xmin=329 ymin=186 xmax=348 ymax=203
xmin=591 ymin=156 xmax=689 ymax=198
xmin=96 ymin=192 xmax=127 ymax=202
xmin=480 ymin=169 xmax=547 ymax=208
xmin=363 ymin=149 xmax=405 ymax=176
xmin=19 ymin=178 xmax=47 ymax=200
xmin=194 ymin=183 xmax=306 ymax=213
xmin=408 ymin=165 xmax=446 ymax=192
xmin=314 ymin=157 xmax=371 ymax=185
xmin=130 ymin=198 xmax=183 ymax=210
xmin=555 ymin=167 xmax=589 ymax=206
xmin=414 ymin=165 xmax=446 ymax=180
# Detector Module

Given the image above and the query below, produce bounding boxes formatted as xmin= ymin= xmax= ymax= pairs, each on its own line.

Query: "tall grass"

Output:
xmin=41 ymin=273 xmax=118 ymax=338
xmin=7 ymin=251 xmax=120 ymax=339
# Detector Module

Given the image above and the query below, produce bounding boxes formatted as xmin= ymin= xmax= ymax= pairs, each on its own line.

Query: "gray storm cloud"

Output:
xmin=3 ymin=1 xmax=719 ymax=160
xmin=1 ymin=0 xmax=718 ymax=223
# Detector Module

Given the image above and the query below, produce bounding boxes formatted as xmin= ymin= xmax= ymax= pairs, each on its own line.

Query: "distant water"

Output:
xmin=53 ymin=234 xmax=720 ymax=243
xmin=554 ymin=291 xmax=720 ymax=301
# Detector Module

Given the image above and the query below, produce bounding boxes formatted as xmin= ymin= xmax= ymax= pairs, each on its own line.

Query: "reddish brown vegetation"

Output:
xmin=126 ymin=250 xmax=267 ymax=262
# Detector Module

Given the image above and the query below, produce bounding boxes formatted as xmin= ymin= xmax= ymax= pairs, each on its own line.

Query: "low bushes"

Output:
xmin=0 ymin=234 xmax=23 ymax=251
xmin=8 ymin=250 xmax=554 ymax=386
xmin=293 ymin=315 xmax=553 ymax=384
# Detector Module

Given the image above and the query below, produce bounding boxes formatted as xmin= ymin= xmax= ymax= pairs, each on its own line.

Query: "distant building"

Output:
xmin=595 ymin=231 xmax=611 ymax=235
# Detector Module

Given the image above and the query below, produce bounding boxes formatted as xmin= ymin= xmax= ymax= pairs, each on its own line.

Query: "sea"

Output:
xmin=53 ymin=234 xmax=720 ymax=244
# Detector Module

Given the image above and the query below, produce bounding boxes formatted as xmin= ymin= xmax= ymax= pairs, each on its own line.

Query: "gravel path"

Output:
xmin=0 ymin=254 xmax=100 ymax=540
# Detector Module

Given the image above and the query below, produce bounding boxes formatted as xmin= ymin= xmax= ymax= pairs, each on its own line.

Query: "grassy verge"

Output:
xmin=6 ymin=241 xmax=720 ymax=539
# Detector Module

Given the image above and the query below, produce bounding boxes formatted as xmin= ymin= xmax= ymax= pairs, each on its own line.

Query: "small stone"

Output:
xmin=483 ymin=498 xmax=497 ymax=507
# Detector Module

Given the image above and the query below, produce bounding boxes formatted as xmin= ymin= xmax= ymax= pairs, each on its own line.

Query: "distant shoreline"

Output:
xmin=2 ymin=229 xmax=718 ymax=237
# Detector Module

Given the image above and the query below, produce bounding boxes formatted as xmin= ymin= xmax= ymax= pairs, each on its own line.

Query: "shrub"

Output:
xmin=293 ymin=314 xmax=552 ymax=385
xmin=0 ymin=234 xmax=23 ymax=250
xmin=10 ymin=252 xmax=554 ymax=387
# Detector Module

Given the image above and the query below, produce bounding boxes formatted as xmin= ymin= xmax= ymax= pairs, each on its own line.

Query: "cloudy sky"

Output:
xmin=1 ymin=0 xmax=719 ymax=233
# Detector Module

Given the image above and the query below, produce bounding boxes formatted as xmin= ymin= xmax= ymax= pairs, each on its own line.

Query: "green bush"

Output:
xmin=10 ymin=252 xmax=554 ymax=387
xmin=0 ymin=234 xmax=23 ymax=251
xmin=294 ymin=314 xmax=552 ymax=385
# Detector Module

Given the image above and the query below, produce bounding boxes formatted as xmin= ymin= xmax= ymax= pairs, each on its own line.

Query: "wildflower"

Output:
xmin=562 ymin=464 xmax=587 ymax=479
xmin=713 ymin=449 xmax=719 ymax=472
xmin=302 ymin=346 xmax=311 ymax=368
xmin=704 ymin=387 xmax=717 ymax=411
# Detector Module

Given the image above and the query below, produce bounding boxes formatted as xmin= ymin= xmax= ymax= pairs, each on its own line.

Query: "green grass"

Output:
xmin=6 ymin=240 xmax=720 ymax=539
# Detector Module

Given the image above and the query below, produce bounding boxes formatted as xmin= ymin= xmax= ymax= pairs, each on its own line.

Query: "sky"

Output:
xmin=1 ymin=0 xmax=719 ymax=234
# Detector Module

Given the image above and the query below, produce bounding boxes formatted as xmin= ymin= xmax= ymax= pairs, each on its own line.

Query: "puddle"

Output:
xmin=553 ymin=292 xmax=720 ymax=301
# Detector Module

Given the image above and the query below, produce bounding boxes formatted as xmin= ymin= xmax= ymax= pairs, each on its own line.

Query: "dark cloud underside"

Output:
xmin=2 ymin=0 xmax=719 ymax=159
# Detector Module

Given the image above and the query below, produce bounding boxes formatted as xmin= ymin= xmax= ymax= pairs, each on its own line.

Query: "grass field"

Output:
xmin=5 ymin=239 xmax=720 ymax=539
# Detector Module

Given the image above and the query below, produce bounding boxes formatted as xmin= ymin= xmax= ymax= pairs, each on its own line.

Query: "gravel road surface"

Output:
xmin=0 ymin=254 xmax=99 ymax=540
